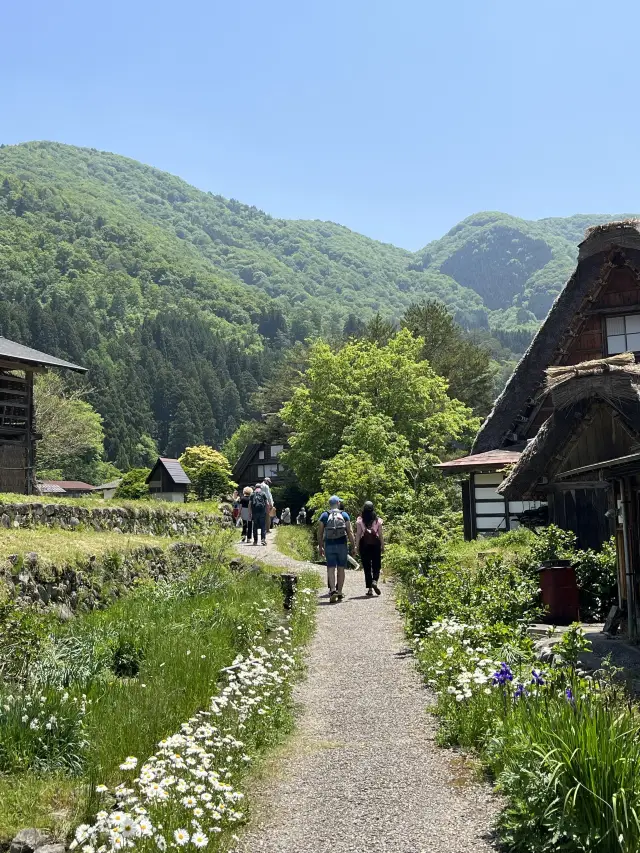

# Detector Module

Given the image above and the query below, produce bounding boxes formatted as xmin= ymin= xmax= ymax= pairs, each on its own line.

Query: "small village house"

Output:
xmin=439 ymin=221 xmax=640 ymax=637
xmin=40 ymin=480 xmax=95 ymax=498
xmin=91 ymin=479 xmax=122 ymax=499
xmin=232 ymin=441 xmax=285 ymax=491
xmin=0 ymin=337 xmax=86 ymax=495
xmin=146 ymin=457 xmax=190 ymax=502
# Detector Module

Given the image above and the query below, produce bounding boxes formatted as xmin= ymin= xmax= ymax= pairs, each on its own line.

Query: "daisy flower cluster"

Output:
xmin=71 ymin=587 xmax=316 ymax=852
xmin=0 ymin=687 xmax=88 ymax=772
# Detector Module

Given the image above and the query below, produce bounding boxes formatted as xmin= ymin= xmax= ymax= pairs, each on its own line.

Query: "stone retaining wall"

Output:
xmin=0 ymin=542 xmax=208 ymax=615
xmin=0 ymin=501 xmax=229 ymax=536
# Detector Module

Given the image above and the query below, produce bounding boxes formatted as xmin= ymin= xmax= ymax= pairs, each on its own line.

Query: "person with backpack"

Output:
xmin=281 ymin=507 xmax=291 ymax=525
xmin=250 ymin=483 xmax=268 ymax=545
xmin=318 ymin=495 xmax=356 ymax=603
xmin=356 ymin=501 xmax=384 ymax=596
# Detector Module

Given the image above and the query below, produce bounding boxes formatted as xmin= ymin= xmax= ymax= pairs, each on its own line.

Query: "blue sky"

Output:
xmin=1 ymin=0 xmax=639 ymax=249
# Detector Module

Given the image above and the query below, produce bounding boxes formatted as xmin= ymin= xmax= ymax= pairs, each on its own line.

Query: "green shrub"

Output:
xmin=114 ymin=468 xmax=150 ymax=500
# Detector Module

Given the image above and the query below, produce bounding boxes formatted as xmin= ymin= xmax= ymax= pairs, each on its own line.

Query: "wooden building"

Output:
xmin=439 ymin=220 xmax=640 ymax=634
xmin=146 ymin=457 xmax=191 ymax=502
xmin=232 ymin=442 xmax=285 ymax=491
xmin=441 ymin=220 xmax=640 ymax=547
xmin=0 ymin=337 xmax=86 ymax=495
xmin=40 ymin=480 xmax=96 ymax=498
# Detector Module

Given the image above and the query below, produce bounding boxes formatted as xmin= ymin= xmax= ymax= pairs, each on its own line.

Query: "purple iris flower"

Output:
xmin=514 ymin=683 xmax=528 ymax=700
xmin=531 ymin=670 xmax=545 ymax=686
xmin=565 ymin=687 xmax=574 ymax=703
xmin=492 ymin=662 xmax=514 ymax=686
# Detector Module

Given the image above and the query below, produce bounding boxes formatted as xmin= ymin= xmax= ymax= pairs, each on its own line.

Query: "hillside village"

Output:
xmin=3 ymin=146 xmax=640 ymax=850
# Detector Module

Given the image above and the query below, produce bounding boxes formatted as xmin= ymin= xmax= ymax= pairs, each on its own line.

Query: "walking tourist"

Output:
xmin=318 ymin=495 xmax=355 ymax=604
xmin=281 ymin=507 xmax=291 ymax=525
xmin=261 ymin=476 xmax=275 ymax=532
xmin=239 ymin=486 xmax=253 ymax=542
xmin=250 ymin=482 xmax=268 ymax=545
xmin=296 ymin=507 xmax=307 ymax=525
xmin=356 ymin=500 xmax=384 ymax=596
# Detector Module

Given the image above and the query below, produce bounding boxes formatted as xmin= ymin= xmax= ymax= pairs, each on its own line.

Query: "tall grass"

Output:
xmin=275 ymin=525 xmax=316 ymax=562
xmin=0 ymin=537 xmax=319 ymax=842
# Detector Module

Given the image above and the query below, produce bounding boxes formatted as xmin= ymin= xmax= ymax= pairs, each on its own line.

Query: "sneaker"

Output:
xmin=372 ymin=582 xmax=381 ymax=596
xmin=241 ymin=537 xmax=246 ymax=543
xmin=261 ymin=539 xmax=267 ymax=546
xmin=329 ymin=590 xmax=339 ymax=604
xmin=366 ymin=588 xmax=374 ymax=597
xmin=336 ymin=591 xmax=344 ymax=601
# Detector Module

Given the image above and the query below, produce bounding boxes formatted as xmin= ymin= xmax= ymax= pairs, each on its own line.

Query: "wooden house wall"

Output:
xmin=561 ymin=407 xmax=638 ymax=473
xmin=0 ymin=445 xmax=29 ymax=493
xmin=549 ymin=486 xmax=612 ymax=551
xmin=524 ymin=267 xmax=640 ymax=440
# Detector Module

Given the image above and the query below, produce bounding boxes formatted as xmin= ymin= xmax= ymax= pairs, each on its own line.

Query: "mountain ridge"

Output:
xmin=0 ymin=139 xmax=633 ymax=467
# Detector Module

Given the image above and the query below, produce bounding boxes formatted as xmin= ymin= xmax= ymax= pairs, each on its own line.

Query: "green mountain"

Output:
xmin=0 ymin=140 xmax=628 ymax=469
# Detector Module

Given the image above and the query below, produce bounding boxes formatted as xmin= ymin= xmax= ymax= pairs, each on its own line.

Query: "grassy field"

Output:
xmin=0 ymin=492 xmax=223 ymax=514
xmin=0 ymin=528 xmax=169 ymax=563
xmin=0 ymin=530 xmax=319 ymax=844
xmin=275 ymin=525 xmax=317 ymax=562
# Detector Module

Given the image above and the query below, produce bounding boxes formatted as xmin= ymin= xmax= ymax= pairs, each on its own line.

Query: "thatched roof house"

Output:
xmin=439 ymin=220 xmax=640 ymax=545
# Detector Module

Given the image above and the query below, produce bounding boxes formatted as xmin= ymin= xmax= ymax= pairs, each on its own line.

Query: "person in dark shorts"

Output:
xmin=356 ymin=500 xmax=384 ymax=596
xmin=318 ymin=495 xmax=356 ymax=603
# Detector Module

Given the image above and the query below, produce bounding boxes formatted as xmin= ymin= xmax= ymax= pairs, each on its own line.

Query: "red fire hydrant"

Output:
xmin=538 ymin=560 xmax=580 ymax=625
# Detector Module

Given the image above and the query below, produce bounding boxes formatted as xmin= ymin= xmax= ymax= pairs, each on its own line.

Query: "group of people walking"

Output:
xmin=318 ymin=495 xmax=384 ymax=603
xmin=235 ymin=477 xmax=275 ymax=546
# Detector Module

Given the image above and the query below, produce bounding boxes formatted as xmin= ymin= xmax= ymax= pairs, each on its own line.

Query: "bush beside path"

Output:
xmin=235 ymin=537 xmax=499 ymax=853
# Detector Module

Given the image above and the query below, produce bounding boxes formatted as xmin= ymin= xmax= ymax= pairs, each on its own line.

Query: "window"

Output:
xmin=264 ymin=463 xmax=279 ymax=478
xmin=270 ymin=444 xmax=284 ymax=458
xmin=606 ymin=314 xmax=640 ymax=354
xmin=257 ymin=465 xmax=264 ymax=478
xmin=258 ymin=450 xmax=265 ymax=460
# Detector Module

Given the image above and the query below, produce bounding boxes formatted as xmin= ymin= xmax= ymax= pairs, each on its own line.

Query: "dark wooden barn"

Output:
xmin=146 ymin=457 xmax=191 ymax=502
xmin=0 ymin=337 xmax=86 ymax=495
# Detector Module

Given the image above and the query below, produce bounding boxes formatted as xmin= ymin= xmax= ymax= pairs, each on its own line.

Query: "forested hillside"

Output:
xmin=0 ymin=140 xmax=629 ymax=470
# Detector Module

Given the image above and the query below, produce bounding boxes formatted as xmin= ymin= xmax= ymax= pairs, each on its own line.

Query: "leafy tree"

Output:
xmin=35 ymin=372 xmax=106 ymax=483
xmin=401 ymin=301 xmax=494 ymax=415
xmin=179 ymin=445 xmax=234 ymax=500
xmin=222 ymin=421 xmax=265 ymax=466
xmin=281 ymin=329 xmax=479 ymax=494
xmin=114 ymin=468 xmax=151 ymax=500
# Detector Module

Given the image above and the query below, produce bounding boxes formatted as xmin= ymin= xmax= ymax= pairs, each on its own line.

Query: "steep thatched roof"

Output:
xmin=545 ymin=353 xmax=640 ymax=409
xmin=498 ymin=357 xmax=640 ymax=499
xmin=473 ymin=221 xmax=640 ymax=454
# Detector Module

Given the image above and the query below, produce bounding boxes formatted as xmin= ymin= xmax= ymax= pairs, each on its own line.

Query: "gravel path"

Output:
xmin=235 ymin=534 xmax=499 ymax=852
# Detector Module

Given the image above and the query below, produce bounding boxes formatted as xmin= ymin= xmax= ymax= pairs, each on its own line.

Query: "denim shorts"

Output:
xmin=325 ymin=539 xmax=348 ymax=568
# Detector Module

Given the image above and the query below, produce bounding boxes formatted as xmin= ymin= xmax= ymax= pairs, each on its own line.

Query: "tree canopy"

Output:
xmin=281 ymin=330 xmax=479 ymax=510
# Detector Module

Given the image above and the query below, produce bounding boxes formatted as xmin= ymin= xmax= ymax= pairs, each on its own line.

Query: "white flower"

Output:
xmin=119 ymin=756 xmax=138 ymax=771
xmin=174 ymin=828 xmax=190 ymax=846
xmin=192 ymin=832 xmax=208 ymax=848
xmin=95 ymin=784 xmax=109 ymax=794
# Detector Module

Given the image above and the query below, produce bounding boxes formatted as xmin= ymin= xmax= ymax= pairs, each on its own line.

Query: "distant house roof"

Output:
xmin=436 ymin=448 xmax=523 ymax=475
xmin=92 ymin=479 xmax=122 ymax=491
xmin=146 ymin=458 xmax=191 ymax=486
xmin=0 ymin=337 xmax=86 ymax=372
xmin=38 ymin=482 xmax=67 ymax=494
xmin=41 ymin=480 xmax=95 ymax=492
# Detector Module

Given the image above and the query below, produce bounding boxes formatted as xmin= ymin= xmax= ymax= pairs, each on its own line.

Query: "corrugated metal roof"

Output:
xmin=436 ymin=449 xmax=523 ymax=473
xmin=157 ymin=458 xmax=191 ymax=485
xmin=92 ymin=479 xmax=122 ymax=490
xmin=38 ymin=482 xmax=67 ymax=494
xmin=43 ymin=480 xmax=95 ymax=490
xmin=0 ymin=337 xmax=86 ymax=372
